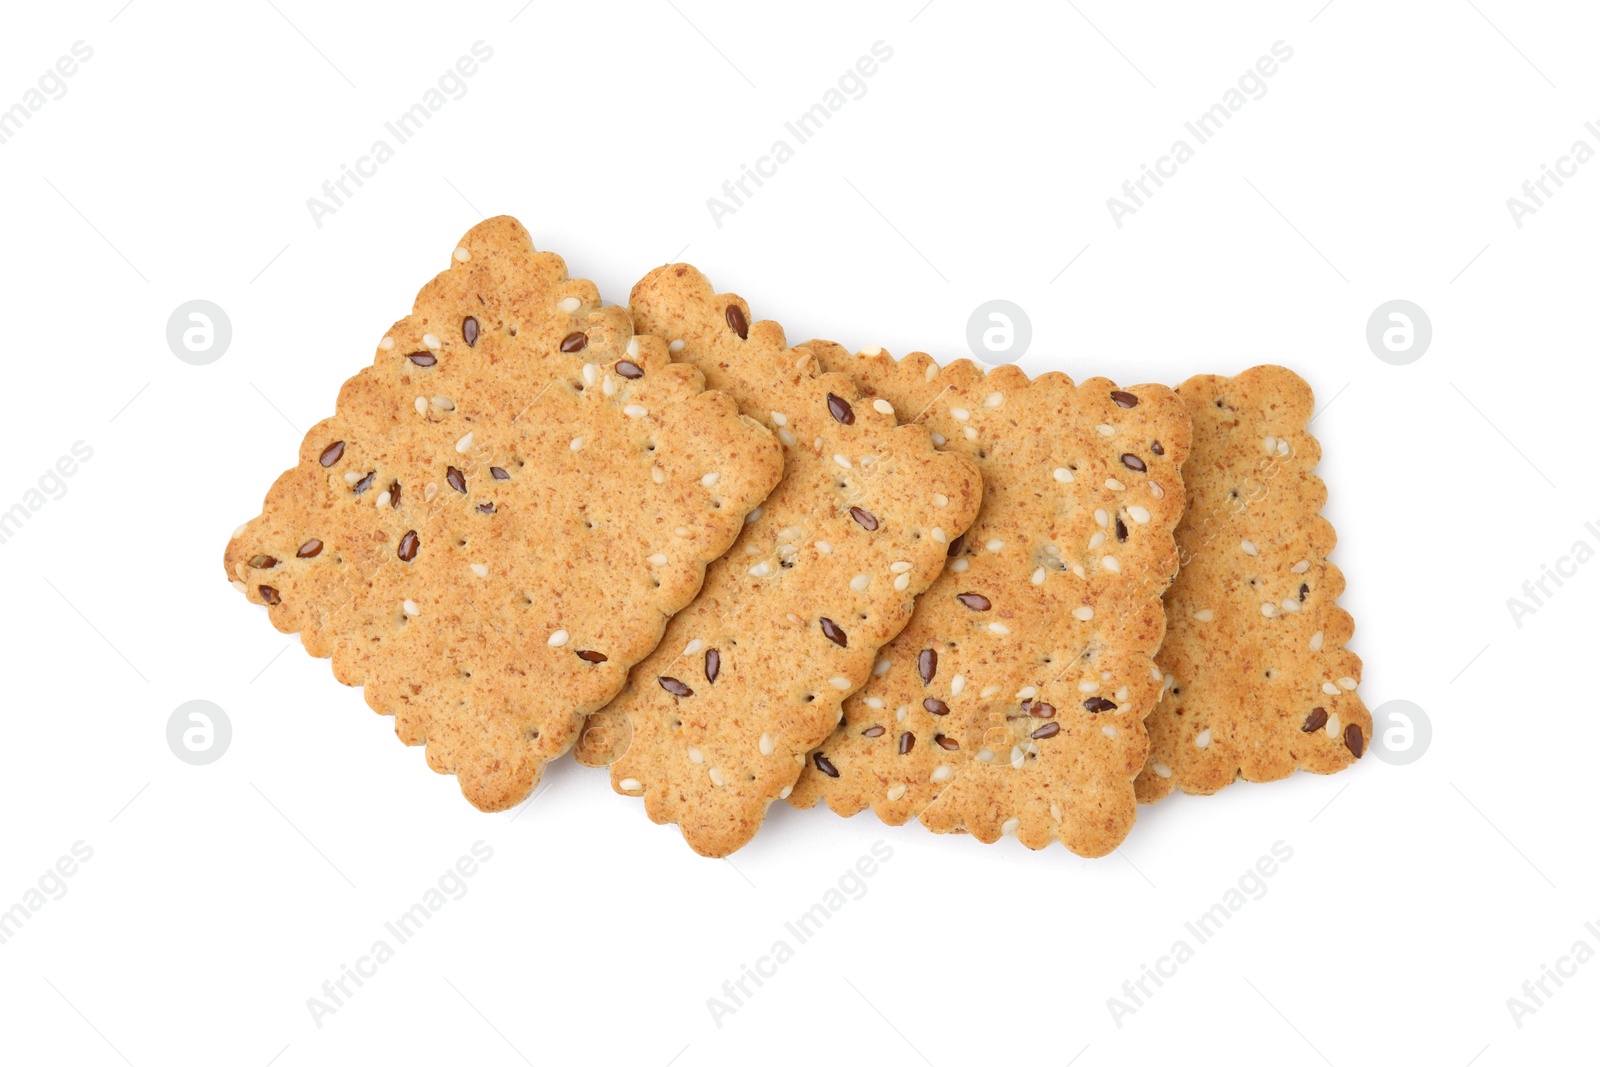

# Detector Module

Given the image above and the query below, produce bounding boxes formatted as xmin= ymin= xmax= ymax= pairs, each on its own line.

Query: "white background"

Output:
xmin=1 ymin=1 xmax=1593 ymax=1064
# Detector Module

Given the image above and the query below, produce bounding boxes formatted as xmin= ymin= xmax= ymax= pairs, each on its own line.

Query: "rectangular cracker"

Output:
xmin=574 ymin=266 xmax=982 ymax=857
xmin=786 ymin=343 xmax=1191 ymax=856
xmin=1135 ymin=365 xmax=1368 ymax=800
xmin=223 ymin=218 xmax=782 ymax=812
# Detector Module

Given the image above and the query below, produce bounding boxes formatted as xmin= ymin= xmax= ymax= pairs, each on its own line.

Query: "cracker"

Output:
xmin=223 ymin=218 xmax=782 ymax=812
xmin=575 ymin=266 xmax=982 ymax=857
xmin=786 ymin=343 xmax=1191 ymax=855
xmin=1135 ymin=365 xmax=1368 ymax=801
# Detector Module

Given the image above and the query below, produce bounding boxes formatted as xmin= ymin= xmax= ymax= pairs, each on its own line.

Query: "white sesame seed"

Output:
xmin=465 ymin=563 xmax=487 ymax=579
xmin=379 ymin=336 xmax=395 ymax=350
xmin=932 ymin=493 xmax=949 ymax=506
xmin=890 ymin=560 xmax=913 ymax=573
xmin=1325 ymin=713 xmax=1341 ymax=737
xmin=424 ymin=482 xmax=438 ymax=502
xmin=1128 ymin=505 xmax=1151 ymax=524
xmin=675 ymin=526 xmax=690 ymax=538
xmin=423 ymin=333 xmax=441 ymax=349
xmin=1072 ymin=606 xmax=1094 ymax=621
xmin=1292 ymin=559 xmax=1311 ymax=573
xmin=1078 ymin=679 xmax=1098 ymax=693
xmin=951 ymin=407 xmax=970 ymax=421
xmin=647 ymin=553 xmax=668 ymax=566
xmin=777 ymin=428 xmax=797 ymax=446
xmin=1010 ymin=746 xmax=1026 ymax=770
xmin=1195 ymin=728 xmax=1212 ymax=749
xmin=975 ymin=748 xmax=994 ymax=763
xmin=624 ymin=404 xmax=648 ymax=418
xmin=749 ymin=561 xmax=772 ymax=577
xmin=414 ymin=396 xmax=428 ymax=415
xmin=619 ymin=777 xmax=642 ymax=791
xmin=1149 ymin=482 xmax=1164 ymax=499
xmin=988 ymin=622 xmax=1011 ymax=635
xmin=964 ymin=426 xmax=978 ymax=441
xmin=1241 ymin=539 xmax=1258 ymax=556
xmin=1278 ymin=439 xmax=1290 ymax=455
xmin=986 ymin=538 xmax=1004 ymax=552
xmin=1101 ymin=555 xmax=1120 ymax=573
xmin=582 ymin=363 xmax=598 ymax=387
xmin=570 ymin=435 xmax=584 ymax=451
xmin=453 ymin=246 xmax=470 ymax=262
xmin=1102 ymin=725 xmax=1118 ymax=738
xmin=778 ymin=785 xmax=793 ymax=799
xmin=1152 ymin=762 xmax=1172 ymax=778
xmin=545 ymin=629 xmax=572 ymax=648
xmin=1001 ymin=817 xmax=1020 ymax=835
xmin=345 ymin=471 xmax=362 ymax=484
xmin=834 ymin=454 xmax=851 ymax=470
xmin=951 ymin=674 xmax=966 ymax=695
xmin=1071 ymin=564 xmax=1085 ymax=579
xmin=1281 ymin=598 xmax=1301 ymax=613
xmin=886 ymin=784 xmax=907 ymax=801
xmin=557 ymin=296 xmax=580 ymax=313
xmin=1053 ymin=467 xmax=1075 ymax=483
xmin=1339 ymin=676 xmax=1358 ymax=690
xmin=931 ymin=433 xmax=946 ymax=446
xmin=864 ymin=697 xmax=884 ymax=710
xmin=700 ymin=471 xmax=720 ymax=488
xmin=455 ymin=432 xmax=474 ymax=453
xmin=1261 ymin=602 xmax=1278 ymax=617
xmin=829 ymin=676 xmax=851 ymax=690
xmin=1116 ymin=686 xmax=1129 ymax=702
xmin=767 ymin=411 xmax=788 ymax=428
xmin=851 ymin=574 xmax=870 ymax=592
xmin=950 ymin=558 xmax=969 ymax=572
xmin=985 ymin=391 xmax=1004 ymax=408
xmin=1097 ymin=424 xmax=1115 ymax=437
xmin=1105 ymin=477 xmax=1126 ymax=491
xmin=931 ymin=764 xmax=953 ymax=782
xmin=924 ymin=364 xmax=938 ymax=381
xmin=651 ymin=466 xmax=665 ymax=484
xmin=1095 ymin=509 xmax=1109 ymax=527
xmin=858 ymin=345 xmax=883 ymax=356
xmin=668 ymin=339 xmax=685 ymax=353
xmin=976 ymin=685 xmax=999 ymax=699
xmin=687 ymin=746 xmax=703 ymax=763
xmin=403 ymin=599 xmax=420 ymax=617
xmin=921 ymin=527 xmax=942 ymax=546
xmin=626 ymin=337 xmax=639 ymax=358
xmin=1088 ymin=531 xmax=1106 ymax=550
xmin=1322 ymin=682 xmax=1340 ymax=695
xmin=231 ymin=579 xmax=247 ymax=593
xmin=875 ymin=659 xmax=893 ymax=676
xmin=1018 ymin=686 xmax=1038 ymax=700
xmin=745 ymin=508 xmax=761 ymax=524
xmin=231 ymin=523 xmax=249 ymax=539
xmin=872 ymin=398 xmax=894 ymax=415
xmin=1263 ymin=436 xmax=1277 ymax=453
xmin=709 ymin=766 xmax=726 ymax=786
xmin=371 ymin=490 xmax=389 ymax=510
xmin=893 ymin=573 xmax=910 ymax=591
xmin=432 ymin=395 xmax=455 ymax=412
xmin=1310 ymin=631 xmax=1324 ymax=652
xmin=759 ymin=732 xmax=775 ymax=756
xmin=813 ymin=541 xmax=833 ymax=555
xmin=1031 ymin=567 xmax=1046 ymax=585
xmin=602 ymin=376 xmax=617 ymax=397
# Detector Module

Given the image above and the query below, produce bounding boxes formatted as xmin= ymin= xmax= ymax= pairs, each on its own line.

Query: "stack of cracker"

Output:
xmin=225 ymin=218 xmax=1368 ymax=858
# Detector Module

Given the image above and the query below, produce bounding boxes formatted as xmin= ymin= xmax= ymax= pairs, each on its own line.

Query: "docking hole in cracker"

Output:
xmin=224 ymin=218 xmax=782 ymax=812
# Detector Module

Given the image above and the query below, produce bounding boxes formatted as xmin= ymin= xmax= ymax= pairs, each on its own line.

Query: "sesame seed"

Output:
xmin=932 ymin=493 xmax=949 ymax=506
xmin=1071 ymin=563 xmax=1085 ymax=578
xmin=950 ymin=559 xmax=969 ymax=572
xmin=815 ymin=541 xmax=833 ymax=554
xmin=424 ymin=483 xmax=438 ymax=502
xmin=964 ymin=427 xmax=978 ymax=441
xmin=1339 ymin=676 xmax=1358 ymax=690
xmin=1152 ymin=762 xmax=1172 ymax=778
xmin=558 ymin=296 xmax=580 ymax=313
xmin=1263 ymin=436 xmax=1277 ymax=453
xmin=925 ymin=364 xmax=938 ymax=381
xmin=1128 ymin=506 xmax=1151 ymax=524
xmin=1031 ymin=567 xmax=1046 ymax=585
xmin=778 ymin=785 xmax=793 ymax=799
xmin=931 ymin=433 xmax=946 ymax=446
xmin=455 ymin=432 xmax=474 ymax=453
xmin=858 ymin=345 xmax=883 ymax=356
xmin=1102 ymin=555 xmax=1120 ymax=573
xmin=666 ymin=339 xmax=686 ymax=354
xmin=603 ymin=376 xmax=617 ymax=396
xmin=1310 ymin=631 xmax=1324 ymax=652
xmin=1018 ymin=687 xmax=1038 ymax=700
xmin=1053 ymin=468 xmax=1076 ymax=485
xmin=423 ymin=333 xmax=441 ymax=349
xmin=873 ymin=399 xmax=894 ymax=415
xmin=687 ymin=747 xmax=704 ymax=763
xmin=1241 ymin=539 xmax=1258 ymax=556
xmin=709 ymin=766 xmax=726 ymax=787
xmin=1102 ymin=725 xmax=1118 ymax=738
xmin=1195 ymin=728 xmax=1211 ymax=748
xmin=375 ymin=490 xmax=391 ymax=509
xmin=651 ymin=467 xmax=665 ymax=484
xmin=345 ymin=471 xmax=362 ymax=484
xmin=1095 ymin=509 xmax=1109 ymax=527
xmin=1292 ymin=559 xmax=1311 ymax=573
xmin=887 ymin=784 xmax=907 ymax=801
xmin=414 ymin=396 xmax=428 ymax=415
xmin=950 ymin=674 xmax=966 ymax=696
xmin=619 ymin=777 xmax=642 ymax=791
xmin=380 ymin=336 xmax=395 ymax=350
xmin=1088 ymin=532 xmax=1106 ymax=550
xmin=1097 ymin=424 xmax=1115 ymax=437
xmin=403 ymin=599 xmax=420 ymax=617
xmin=829 ymin=676 xmax=851 ymax=690
xmin=453 ymin=247 xmax=470 ymax=262
xmin=624 ymin=404 xmax=648 ymax=418
xmin=1149 ymin=482 xmax=1164 ymax=498
xmin=626 ymin=337 xmax=639 ymax=358
xmin=893 ymin=573 xmax=910 ymax=591
xmin=745 ymin=508 xmax=761 ymax=524
xmin=850 ymin=574 xmax=870 ymax=592
xmin=951 ymin=407 xmax=970 ymax=421
xmin=890 ymin=560 xmax=913 ymax=574
xmin=1281 ymin=598 xmax=1301 ymax=613
xmin=1001 ymin=817 xmax=1020 ymax=835
xmin=875 ymin=659 xmax=893 ymax=676
xmin=1105 ymin=478 xmax=1126 ymax=491
xmin=1278 ymin=439 xmax=1290 ymax=455
xmin=570 ymin=436 xmax=584 ymax=451
xmin=647 ymin=553 xmax=668 ymax=566
xmin=988 ymin=622 xmax=1011 ymax=635
xmin=833 ymin=454 xmax=852 ymax=470
xmin=749 ymin=562 xmax=773 ymax=577
xmin=1072 ymin=606 xmax=1094 ymax=621
xmin=931 ymin=764 xmax=953 ymax=782
xmin=701 ymin=471 xmax=720 ymax=488
xmin=759 ymin=732 xmax=775 ymax=756
xmin=985 ymin=391 xmax=1004 ymax=408
xmin=986 ymin=538 xmax=1004 ymax=552
xmin=1261 ymin=603 xmax=1278 ymax=617
xmin=1322 ymin=681 xmax=1340 ymax=695
xmin=231 ymin=579 xmax=247 ymax=593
